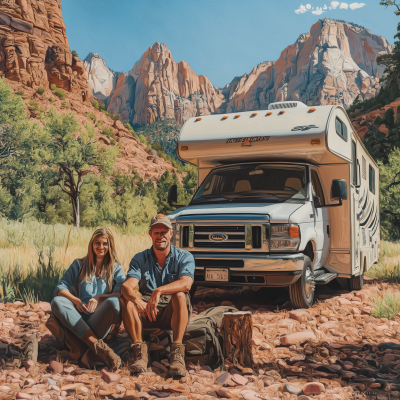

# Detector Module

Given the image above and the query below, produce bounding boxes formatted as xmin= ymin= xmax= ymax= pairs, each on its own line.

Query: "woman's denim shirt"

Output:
xmin=54 ymin=259 xmax=126 ymax=304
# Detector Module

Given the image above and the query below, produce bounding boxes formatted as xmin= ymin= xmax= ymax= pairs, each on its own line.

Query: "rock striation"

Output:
xmin=88 ymin=19 xmax=392 ymax=125
xmin=0 ymin=0 xmax=90 ymax=101
xmin=223 ymin=19 xmax=392 ymax=112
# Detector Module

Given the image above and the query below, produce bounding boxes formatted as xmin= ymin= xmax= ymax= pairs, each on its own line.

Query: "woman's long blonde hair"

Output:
xmin=79 ymin=228 xmax=119 ymax=292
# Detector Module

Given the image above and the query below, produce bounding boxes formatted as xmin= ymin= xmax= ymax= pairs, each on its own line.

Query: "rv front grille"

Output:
xmin=194 ymin=225 xmax=246 ymax=249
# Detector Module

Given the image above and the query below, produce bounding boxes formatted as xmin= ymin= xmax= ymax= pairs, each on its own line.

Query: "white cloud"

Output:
xmin=295 ymin=1 xmax=365 ymax=15
xmin=312 ymin=6 xmax=325 ymax=14
xmin=349 ymin=2 xmax=366 ymax=9
xmin=295 ymin=4 xmax=308 ymax=13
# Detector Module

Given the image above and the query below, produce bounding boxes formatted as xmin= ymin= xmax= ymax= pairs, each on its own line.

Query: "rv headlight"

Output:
xmin=270 ymin=224 xmax=300 ymax=251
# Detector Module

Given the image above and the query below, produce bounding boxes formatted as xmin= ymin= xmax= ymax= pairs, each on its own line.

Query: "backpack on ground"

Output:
xmin=183 ymin=305 xmax=238 ymax=370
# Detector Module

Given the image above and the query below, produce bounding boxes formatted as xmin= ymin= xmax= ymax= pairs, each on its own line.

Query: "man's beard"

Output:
xmin=155 ymin=241 xmax=169 ymax=250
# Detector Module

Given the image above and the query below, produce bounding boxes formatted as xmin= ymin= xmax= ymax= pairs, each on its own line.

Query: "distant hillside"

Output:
xmin=136 ymin=119 xmax=182 ymax=161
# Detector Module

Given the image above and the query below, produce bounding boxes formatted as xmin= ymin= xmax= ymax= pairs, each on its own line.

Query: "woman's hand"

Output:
xmin=74 ymin=298 xmax=90 ymax=314
xmin=87 ymin=296 xmax=99 ymax=313
xmin=133 ymin=297 xmax=148 ymax=318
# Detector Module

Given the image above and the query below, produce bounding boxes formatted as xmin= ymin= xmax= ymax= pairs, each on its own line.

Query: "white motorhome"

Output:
xmin=167 ymin=101 xmax=380 ymax=308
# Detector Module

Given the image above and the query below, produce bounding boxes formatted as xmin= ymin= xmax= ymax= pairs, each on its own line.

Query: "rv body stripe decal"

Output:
xmin=368 ymin=211 xmax=377 ymax=230
xmin=360 ymin=200 xmax=374 ymax=227
xmin=372 ymin=219 xmax=379 ymax=236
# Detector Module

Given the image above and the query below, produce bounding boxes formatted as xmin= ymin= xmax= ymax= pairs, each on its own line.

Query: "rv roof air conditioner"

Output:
xmin=268 ymin=101 xmax=307 ymax=110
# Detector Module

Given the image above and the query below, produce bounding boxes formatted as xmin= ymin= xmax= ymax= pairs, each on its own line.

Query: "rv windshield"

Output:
xmin=191 ymin=164 xmax=308 ymax=205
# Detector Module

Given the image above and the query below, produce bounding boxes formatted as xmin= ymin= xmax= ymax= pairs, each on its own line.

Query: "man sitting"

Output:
xmin=121 ymin=214 xmax=195 ymax=378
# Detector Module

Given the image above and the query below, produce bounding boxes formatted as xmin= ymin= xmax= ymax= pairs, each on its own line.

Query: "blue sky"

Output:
xmin=62 ymin=0 xmax=399 ymax=88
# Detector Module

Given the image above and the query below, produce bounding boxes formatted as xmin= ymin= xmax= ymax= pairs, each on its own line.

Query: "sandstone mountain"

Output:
xmin=0 ymin=0 xmax=90 ymax=102
xmin=87 ymin=43 xmax=225 ymax=126
xmin=223 ymin=19 xmax=392 ymax=114
xmin=88 ymin=19 xmax=392 ymax=126
xmin=84 ymin=52 xmax=119 ymax=107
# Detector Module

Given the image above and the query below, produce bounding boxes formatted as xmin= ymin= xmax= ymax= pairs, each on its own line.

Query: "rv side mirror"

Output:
xmin=168 ymin=184 xmax=178 ymax=205
xmin=331 ymin=179 xmax=347 ymax=201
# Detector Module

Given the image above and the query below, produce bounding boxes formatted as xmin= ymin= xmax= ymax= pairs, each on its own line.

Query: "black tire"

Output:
xmin=289 ymin=256 xmax=315 ymax=309
xmin=349 ymin=272 xmax=363 ymax=290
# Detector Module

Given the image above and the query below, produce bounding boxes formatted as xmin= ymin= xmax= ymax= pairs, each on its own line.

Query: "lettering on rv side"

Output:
xmin=226 ymin=136 xmax=270 ymax=144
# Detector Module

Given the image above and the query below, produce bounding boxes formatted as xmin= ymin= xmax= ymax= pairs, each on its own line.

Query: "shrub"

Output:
xmin=92 ymin=100 xmax=99 ymax=110
xmin=111 ymin=113 xmax=121 ymax=121
xmin=15 ymin=90 xmax=24 ymax=96
xmin=53 ymin=88 xmax=66 ymax=100
xmin=99 ymin=103 xmax=106 ymax=110
xmin=61 ymin=101 xmax=70 ymax=109
xmin=71 ymin=50 xmax=78 ymax=57
xmin=138 ymin=134 xmax=147 ymax=144
xmin=102 ymin=128 xmax=113 ymax=138
xmin=96 ymin=120 xmax=104 ymax=128
xmin=37 ymin=86 xmax=45 ymax=95
xmin=110 ymin=140 xmax=116 ymax=146
xmin=50 ymin=84 xmax=56 ymax=91
xmin=371 ymin=290 xmax=400 ymax=319
xmin=48 ymin=97 xmax=55 ymax=103
xmin=28 ymin=101 xmax=39 ymax=111
xmin=85 ymin=112 xmax=96 ymax=123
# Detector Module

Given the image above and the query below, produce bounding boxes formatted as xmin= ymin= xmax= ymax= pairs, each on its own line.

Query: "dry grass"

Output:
xmin=370 ymin=286 xmax=400 ymax=319
xmin=0 ymin=218 xmax=152 ymax=275
xmin=366 ymin=240 xmax=400 ymax=282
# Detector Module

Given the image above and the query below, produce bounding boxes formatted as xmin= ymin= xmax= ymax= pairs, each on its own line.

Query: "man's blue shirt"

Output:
xmin=126 ymin=245 xmax=195 ymax=295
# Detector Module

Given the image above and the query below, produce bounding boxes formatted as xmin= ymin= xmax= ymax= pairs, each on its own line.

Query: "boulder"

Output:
xmin=280 ymin=331 xmax=316 ymax=345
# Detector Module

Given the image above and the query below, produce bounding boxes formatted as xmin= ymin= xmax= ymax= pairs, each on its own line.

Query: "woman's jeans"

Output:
xmin=51 ymin=296 xmax=121 ymax=341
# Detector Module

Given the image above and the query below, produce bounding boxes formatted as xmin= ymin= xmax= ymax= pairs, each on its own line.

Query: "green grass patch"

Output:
xmin=371 ymin=290 xmax=400 ymax=319
xmin=53 ymin=88 xmax=66 ymax=100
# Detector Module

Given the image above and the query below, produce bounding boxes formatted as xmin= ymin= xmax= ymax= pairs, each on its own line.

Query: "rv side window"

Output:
xmin=351 ymin=140 xmax=357 ymax=185
xmin=335 ymin=117 xmax=348 ymax=142
xmin=311 ymin=170 xmax=325 ymax=205
xmin=369 ymin=165 xmax=375 ymax=194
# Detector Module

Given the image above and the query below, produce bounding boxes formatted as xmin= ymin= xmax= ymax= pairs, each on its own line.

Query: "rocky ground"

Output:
xmin=0 ymin=281 xmax=399 ymax=400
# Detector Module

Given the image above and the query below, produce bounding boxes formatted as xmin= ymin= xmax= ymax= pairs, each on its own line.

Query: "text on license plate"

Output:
xmin=205 ymin=268 xmax=229 ymax=281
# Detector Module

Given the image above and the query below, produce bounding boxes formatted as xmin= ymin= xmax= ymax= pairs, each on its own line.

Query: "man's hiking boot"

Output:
xmin=129 ymin=342 xmax=148 ymax=373
xmin=20 ymin=334 xmax=38 ymax=362
xmin=168 ymin=343 xmax=186 ymax=378
xmin=45 ymin=315 xmax=65 ymax=343
xmin=93 ymin=339 xmax=121 ymax=371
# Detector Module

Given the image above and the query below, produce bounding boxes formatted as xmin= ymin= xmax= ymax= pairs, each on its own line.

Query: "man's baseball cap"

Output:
xmin=149 ymin=214 xmax=173 ymax=230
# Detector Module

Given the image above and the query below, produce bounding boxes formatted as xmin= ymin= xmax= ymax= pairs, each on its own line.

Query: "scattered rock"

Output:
xmin=101 ymin=368 xmax=121 ymax=383
xmin=303 ymin=382 xmax=325 ymax=395
xmin=280 ymin=331 xmax=316 ymax=345
xmin=47 ymin=360 xmax=63 ymax=374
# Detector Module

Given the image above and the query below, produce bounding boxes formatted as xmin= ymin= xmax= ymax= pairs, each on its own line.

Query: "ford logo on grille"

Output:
xmin=209 ymin=233 xmax=228 ymax=242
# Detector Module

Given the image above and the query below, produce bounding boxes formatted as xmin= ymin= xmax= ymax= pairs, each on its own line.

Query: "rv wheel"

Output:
xmin=289 ymin=256 xmax=315 ymax=309
xmin=349 ymin=273 xmax=363 ymax=291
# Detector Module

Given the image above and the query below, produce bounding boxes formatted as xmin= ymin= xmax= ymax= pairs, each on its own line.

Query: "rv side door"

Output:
xmin=311 ymin=168 xmax=330 ymax=268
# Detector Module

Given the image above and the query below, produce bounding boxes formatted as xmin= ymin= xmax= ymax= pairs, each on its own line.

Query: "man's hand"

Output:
xmin=146 ymin=290 xmax=160 ymax=322
xmin=74 ymin=299 xmax=89 ymax=314
xmin=87 ymin=296 xmax=99 ymax=313
xmin=133 ymin=297 xmax=148 ymax=318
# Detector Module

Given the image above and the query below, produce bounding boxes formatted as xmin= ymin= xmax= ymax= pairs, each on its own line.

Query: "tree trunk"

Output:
xmin=71 ymin=194 xmax=80 ymax=229
xmin=220 ymin=311 xmax=253 ymax=368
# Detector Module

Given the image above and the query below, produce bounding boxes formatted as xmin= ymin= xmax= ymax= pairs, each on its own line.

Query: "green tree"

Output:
xmin=380 ymin=0 xmax=400 ymax=15
xmin=42 ymin=110 xmax=118 ymax=228
xmin=379 ymin=148 xmax=400 ymax=240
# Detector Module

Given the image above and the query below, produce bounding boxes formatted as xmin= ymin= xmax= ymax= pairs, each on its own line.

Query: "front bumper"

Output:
xmin=192 ymin=252 xmax=304 ymax=287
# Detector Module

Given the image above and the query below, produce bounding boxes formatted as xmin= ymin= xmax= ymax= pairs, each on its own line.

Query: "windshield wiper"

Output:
xmin=191 ymin=196 xmax=232 ymax=204
xmin=235 ymin=192 xmax=285 ymax=201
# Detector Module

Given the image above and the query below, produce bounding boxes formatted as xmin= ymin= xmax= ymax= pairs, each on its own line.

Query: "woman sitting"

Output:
xmin=46 ymin=228 xmax=125 ymax=370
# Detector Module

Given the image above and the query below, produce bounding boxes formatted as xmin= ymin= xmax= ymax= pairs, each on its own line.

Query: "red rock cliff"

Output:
xmin=0 ymin=0 xmax=90 ymax=101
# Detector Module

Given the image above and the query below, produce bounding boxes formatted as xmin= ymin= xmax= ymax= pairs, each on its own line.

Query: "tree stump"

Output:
xmin=220 ymin=311 xmax=253 ymax=368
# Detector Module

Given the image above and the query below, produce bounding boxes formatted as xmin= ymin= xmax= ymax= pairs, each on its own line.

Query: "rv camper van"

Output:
xmin=167 ymin=101 xmax=380 ymax=308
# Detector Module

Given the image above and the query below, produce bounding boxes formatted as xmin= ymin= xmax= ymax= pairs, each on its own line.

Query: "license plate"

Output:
xmin=205 ymin=268 xmax=229 ymax=281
